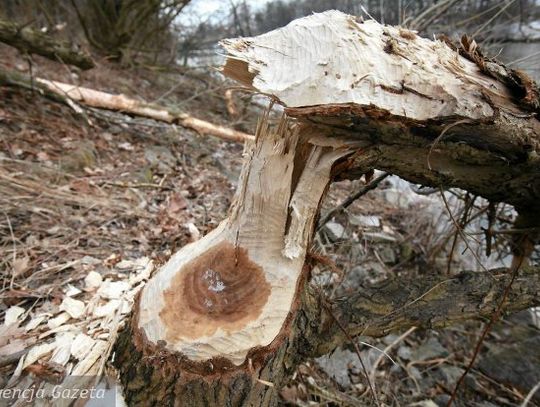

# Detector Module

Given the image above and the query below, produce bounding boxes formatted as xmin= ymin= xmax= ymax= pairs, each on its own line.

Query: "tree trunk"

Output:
xmin=114 ymin=117 xmax=364 ymax=405
xmin=0 ymin=19 xmax=94 ymax=69
xmin=113 ymin=11 xmax=540 ymax=406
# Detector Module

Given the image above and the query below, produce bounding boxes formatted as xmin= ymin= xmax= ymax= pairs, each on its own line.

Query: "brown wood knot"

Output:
xmin=160 ymin=241 xmax=271 ymax=341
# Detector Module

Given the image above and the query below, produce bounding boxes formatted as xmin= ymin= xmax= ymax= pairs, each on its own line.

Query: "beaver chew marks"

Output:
xmin=160 ymin=241 xmax=271 ymax=341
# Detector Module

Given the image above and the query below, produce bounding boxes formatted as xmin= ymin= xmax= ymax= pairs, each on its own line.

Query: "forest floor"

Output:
xmin=0 ymin=44 xmax=539 ymax=407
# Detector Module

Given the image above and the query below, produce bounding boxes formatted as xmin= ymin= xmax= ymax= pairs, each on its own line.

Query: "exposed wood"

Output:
xmin=36 ymin=79 xmax=253 ymax=143
xmin=221 ymin=10 xmax=540 ymax=211
xmin=115 ymin=116 xmax=366 ymax=405
xmin=0 ymin=68 xmax=253 ymax=143
xmin=224 ymin=88 xmax=240 ymax=118
xmin=0 ymin=19 xmax=95 ymax=70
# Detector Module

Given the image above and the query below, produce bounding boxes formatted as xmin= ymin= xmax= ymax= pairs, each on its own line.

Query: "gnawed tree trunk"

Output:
xmin=114 ymin=116 xmax=365 ymax=405
xmin=221 ymin=11 xmax=540 ymax=212
xmin=114 ymin=11 xmax=540 ymax=406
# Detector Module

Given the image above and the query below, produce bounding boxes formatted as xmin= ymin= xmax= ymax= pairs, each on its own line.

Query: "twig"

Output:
xmin=446 ymin=194 xmax=477 ymax=275
xmin=369 ymin=326 xmax=416 ymax=385
xmin=439 ymin=188 xmax=489 ymax=273
xmin=4 ymin=213 xmax=17 ymax=289
xmin=427 ymin=120 xmax=473 ymax=171
xmin=317 ymin=172 xmax=389 ymax=231
xmin=102 ymin=181 xmax=170 ymax=190
xmin=520 ymin=381 xmax=540 ymax=407
xmin=472 ymin=0 xmax=517 ymax=38
xmin=484 ymin=201 xmax=496 ymax=256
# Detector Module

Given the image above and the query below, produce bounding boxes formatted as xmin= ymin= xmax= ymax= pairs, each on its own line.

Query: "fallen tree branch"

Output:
xmin=221 ymin=10 xmax=540 ymax=211
xmin=299 ymin=265 xmax=540 ymax=358
xmin=0 ymin=19 xmax=94 ymax=70
xmin=0 ymin=67 xmax=253 ymax=143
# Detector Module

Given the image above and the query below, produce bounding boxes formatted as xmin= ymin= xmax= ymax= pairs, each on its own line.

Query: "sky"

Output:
xmin=179 ymin=0 xmax=276 ymax=23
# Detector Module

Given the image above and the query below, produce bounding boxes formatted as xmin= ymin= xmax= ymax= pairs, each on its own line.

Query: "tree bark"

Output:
xmin=114 ymin=260 xmax=540 ymax=406
xmin=113 ymin=11 xmax=540 ymax=406
xmin=0 ymin=19 xmax=94 ymax=69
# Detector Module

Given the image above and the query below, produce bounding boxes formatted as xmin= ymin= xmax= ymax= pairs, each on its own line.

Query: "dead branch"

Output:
xmin=0 ymin=19 xmax=94 ymax=70
xmin=0 ymin=67 xmax=253 ymax=143
xmin=317 ymin=172 xmax=390 ymax=230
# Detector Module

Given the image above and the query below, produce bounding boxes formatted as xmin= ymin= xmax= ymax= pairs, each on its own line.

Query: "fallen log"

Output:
xmin=0 ymin=19 xmax=94 ymax=70
xmin=0 ymin=68 xmax=253 ymax=143
xmin=111 ymin=11 xmax=539 ymax=406
xmin=221 ymin=11 xmax=540 ymax=211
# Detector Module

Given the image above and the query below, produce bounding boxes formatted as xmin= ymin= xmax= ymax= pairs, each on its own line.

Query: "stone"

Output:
xmin=397 ymin=345 xmax=413 ymax=361
xmin=409 ymin=401 xmax=438 ymax=407
xmin=377 ymin=245 xmax=397 ymax=264
xmin=324 ymin=222 xmax=347 ymax=241
xmin=438 ymin=365 xmax=464 ymax=385
xmin=433 ymin=395 xmax=451 ymax=407
xmin=411 ymin=337 xmax=449 ymax=361
xmin=349 ymin=214 xmax=381 ymax=228
xmin=478 ymin=328 xmax=540 ymax=402
xmin=144 ymin=145 xmax=176 ymax=172
xmin=315 ymin=347 xmax=362 ymax=388
xmin=361 ymin=232 xmax=397 ymax=243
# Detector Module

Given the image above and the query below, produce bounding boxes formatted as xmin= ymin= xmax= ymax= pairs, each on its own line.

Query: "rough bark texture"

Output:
xmin=0 ymin=19 xmax=95 ymax=69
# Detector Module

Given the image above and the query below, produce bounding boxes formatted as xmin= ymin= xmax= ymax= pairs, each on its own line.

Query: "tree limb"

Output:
xmin=0 ymin=67 xmax=253 ymax=143
xmin=0 ymin=19 xmax=95 ymax=70
xmin=220 ymin=10 xmax=540 ymax=211
xmin=298 ymin=266 xmax=540 ymax=358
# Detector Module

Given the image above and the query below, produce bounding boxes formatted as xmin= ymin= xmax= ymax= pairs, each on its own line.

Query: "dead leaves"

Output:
xmin=12 ymin=256 xmax=30 ymax=279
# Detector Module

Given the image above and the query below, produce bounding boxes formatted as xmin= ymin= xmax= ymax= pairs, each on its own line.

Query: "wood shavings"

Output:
xmin=4 ymin=256 xmax=154 ymax=400
xmin=4 ymin=305 xmax=25 ymax=326
xmin=64 ymin=284 xmax=82 ymax=297
xmin=84 ymin=271 xmax=103 ymax=290
xmin=71 ymin=340 xmax=107 ymax=376
xmin=97 ymin=281 xmax=130 ymax=300
xmin=70 ymin=333 xmax=95 ymax=361
xmin=92 ymin=300 xmax=121 ymax=318
xmin=59 ymin=297 xmax=86 ymax=319
xmin=47 ymin=312 xmax=71 ymax=329
xmin=22 ymin=342 xmax=56 ymax=369
xmin=24 ymin=315 xmax=48 ymax=331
